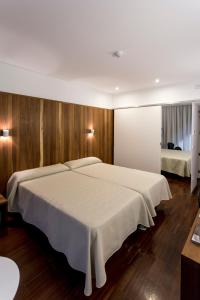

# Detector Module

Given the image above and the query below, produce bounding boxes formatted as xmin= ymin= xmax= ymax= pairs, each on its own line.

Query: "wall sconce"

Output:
xmin=1 ymin=129 xmax=10 ymax=137
xmin=86 ymin=129 xmax=96 ymax=136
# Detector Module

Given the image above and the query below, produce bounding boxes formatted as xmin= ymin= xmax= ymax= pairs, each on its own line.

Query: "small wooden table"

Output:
xmin=181 ymin=209 xmax=200 ymax=300
xmin=0 ymin=194 xmax=8 ymax=230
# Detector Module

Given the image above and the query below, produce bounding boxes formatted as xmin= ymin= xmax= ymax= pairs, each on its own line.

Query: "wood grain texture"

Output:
xmin=43 ymin=100 xmax=61 ymax=166
xmin=39 ymin=99 xmax=44 ymax=167
xmin=62 ymin=103 xmax=77 ymax=161
xmin=181 ymin=208 xmax=200 ymax=300
xmin=0 ymin=92 xmax=113 ymax=194
xmin=0 ymin=174 xmax=198 ymax=300
xmin=0 ymin=93 xmax=13 ymax=195
xmin=12 ymin=95 xmax=41 ymax=171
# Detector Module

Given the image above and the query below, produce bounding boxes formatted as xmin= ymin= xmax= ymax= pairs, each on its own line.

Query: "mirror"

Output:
xmin=161 ymin=104 xmax=192 ymax=178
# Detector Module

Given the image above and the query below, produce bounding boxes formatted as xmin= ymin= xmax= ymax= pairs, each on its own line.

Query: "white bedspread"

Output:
xmin=70 ymin=162 xmax=172 ymax=217
xmin=161 ymin=149 xmax=191 ymax=177
xmin=7 ymin=169 xmax=153 ymax=296
xmin=7 ymin=163 xmax=69 ymax=211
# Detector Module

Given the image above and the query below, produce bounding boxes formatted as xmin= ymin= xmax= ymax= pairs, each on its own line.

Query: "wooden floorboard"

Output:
xmin=0 ymin=175 xmax=198 ymax=300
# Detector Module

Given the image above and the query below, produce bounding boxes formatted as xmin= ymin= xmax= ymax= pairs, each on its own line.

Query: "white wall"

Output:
xmin=192 ymin=102 xmax=200 ymax=179
xmin=113 ymin=82 xmax=200 ymax=108
xmin=0 ymin=62 xmax=113 ymax=109
xmin=2 ymin=62 xmax=200 ymax=110
xmin=114 ymin=106 xmax=161 ymax=173
xmin=191 ymin=103 xmax=199 ymax=192
xmin=198 ymin=108 xmax=200 ymax=178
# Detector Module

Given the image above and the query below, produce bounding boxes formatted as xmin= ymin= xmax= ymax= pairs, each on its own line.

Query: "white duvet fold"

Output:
xmin=70 ymin=162 xmax=172 ymax=217
xmin=7 ymin=164 xmax=69 ymax=211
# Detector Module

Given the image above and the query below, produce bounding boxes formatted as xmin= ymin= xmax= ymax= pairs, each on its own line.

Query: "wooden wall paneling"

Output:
xmin=0 ymin=91 xmax=114 ymax=193
xmin=39 ymin=99 xmax=44 ymax=167
xmin=62 ymin=103 xmax=77 ymax=161
xmin=84 ymin=105 xmax=90 ymax=158
xmin=74 ymin=104 xmax=81 ymax=158
xmin=86 ymin=106 xmax=93 ymax=157
xmin=97 ymin=108 xmax=104 ymax=160
xmin=58 ymin=102 xmax=64 ymax=163
xmin=42 ymin=100 xmax=61 ymax=166
xmin=0 ymin=93 xmax=13 ymax=195
xmin=12 ymin=95 xmax=41 ymax=172
xmin=103 ymin=109 xmax=108 ymax=163
xmin=108 ymin=109 xmax=114 ymax=163
xmin=74 ymin=105 xmax=87 ymax=158
xmin=103 ymin=109 xmax=114 ymax=164
xmin=92 ymin=107 xmax=101 ymax=159
xmin=82 ymin=105 xmax=88 ymax=158
xmin=91 ymin=107 xmax=97 ymax=158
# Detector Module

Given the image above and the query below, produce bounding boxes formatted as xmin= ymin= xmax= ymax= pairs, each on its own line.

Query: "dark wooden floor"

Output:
xmin=0 ymin=175 xmax=198 ymax=300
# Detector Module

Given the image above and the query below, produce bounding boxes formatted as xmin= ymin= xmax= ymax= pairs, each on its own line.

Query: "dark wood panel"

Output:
xmin=0 ymin=175 xmax=198 ymax=300
xmin=0 ymin=93 xmax=13 ymax=195
xmin=92 ymin=107 xmax=101 ymax=159
xmin=74 ymin=104 xmax=87 ymax=159
xmin=0 ymin=91 xmax=113 ymax=194
xmin=103 ymin=109 xmax=114 ymax=163
xmin=12 ymin=95 xmax=41 ymax=171
xmin=62 ymin=103 xmax=78 ymax=161
xmin=43 ymin=100 xmax=61 ymax=166
xmin=62 ymin=104 xmax=113 ymax=164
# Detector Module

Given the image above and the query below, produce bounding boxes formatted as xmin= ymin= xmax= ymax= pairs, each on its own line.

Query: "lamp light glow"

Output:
xmin=1 ymin=129 xmax=10 ymax=137
xmin=86 ymin=129 xmax=96 ymax=136
xmin=3 ymin=129 xmax=9 ymax=137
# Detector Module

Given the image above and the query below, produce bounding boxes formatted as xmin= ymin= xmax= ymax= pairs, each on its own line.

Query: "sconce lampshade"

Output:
xmin=2 ymin=129 xmax=9 ymax=137
xmin=86 ymin=129 xmax=96 ymax=135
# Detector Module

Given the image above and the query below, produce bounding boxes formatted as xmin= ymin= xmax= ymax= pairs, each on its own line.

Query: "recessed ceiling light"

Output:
xmin=115 ymin=86 xmax=119 ymax=91
xmin=112 ymin=50 xmax=124 ymax=58
xmin=155 ymin=78 xmax=160 ymax=83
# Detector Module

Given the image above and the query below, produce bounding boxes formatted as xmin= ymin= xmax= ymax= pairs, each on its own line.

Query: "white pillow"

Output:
xmin=64 ymin=157 xmax=102 ymax=169
xmin=7 ymin=163 xmax=70 ymax=209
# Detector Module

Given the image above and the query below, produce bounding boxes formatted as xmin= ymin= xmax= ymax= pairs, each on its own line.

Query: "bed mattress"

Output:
xmin=66 ymin=161 xmax=172 ymax=217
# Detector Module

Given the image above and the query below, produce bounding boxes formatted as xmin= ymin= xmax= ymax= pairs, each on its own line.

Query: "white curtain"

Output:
xmin=162 ymin=104 xmax=192 ymax=151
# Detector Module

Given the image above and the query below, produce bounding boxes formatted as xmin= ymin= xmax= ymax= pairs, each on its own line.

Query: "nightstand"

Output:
xmin=0 ymin=194 xmax=8 ymax=230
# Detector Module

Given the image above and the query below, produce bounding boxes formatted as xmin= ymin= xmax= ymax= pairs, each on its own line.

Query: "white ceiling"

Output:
xmin=0 ymin=0 xmax=200 ymax=94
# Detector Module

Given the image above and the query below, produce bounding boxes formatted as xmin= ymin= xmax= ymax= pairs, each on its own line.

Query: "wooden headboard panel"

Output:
xmin=0 ymin=92 xmax=114 ymax=195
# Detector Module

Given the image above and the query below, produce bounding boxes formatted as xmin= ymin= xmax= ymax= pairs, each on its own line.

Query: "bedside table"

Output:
xmin=0 ymin=194 xmax=8 ymax=230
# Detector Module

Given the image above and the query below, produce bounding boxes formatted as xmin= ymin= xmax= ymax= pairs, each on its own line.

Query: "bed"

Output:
xmin=65 ymin=157 xmax=172 ymax=217
xmin=7 ymin=163 xmax=153 ymax=296
xmin=161 ymin=149 xmax=191 ymax=177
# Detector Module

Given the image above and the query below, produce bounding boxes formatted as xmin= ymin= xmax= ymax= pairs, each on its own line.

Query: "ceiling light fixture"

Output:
xmin=115 ymin=86 xmax=119 ymax=91
xmin=155 ymin=78 xmax=160 ymax=84
xmin=112 ymin=50 xmax=124 ymax=58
